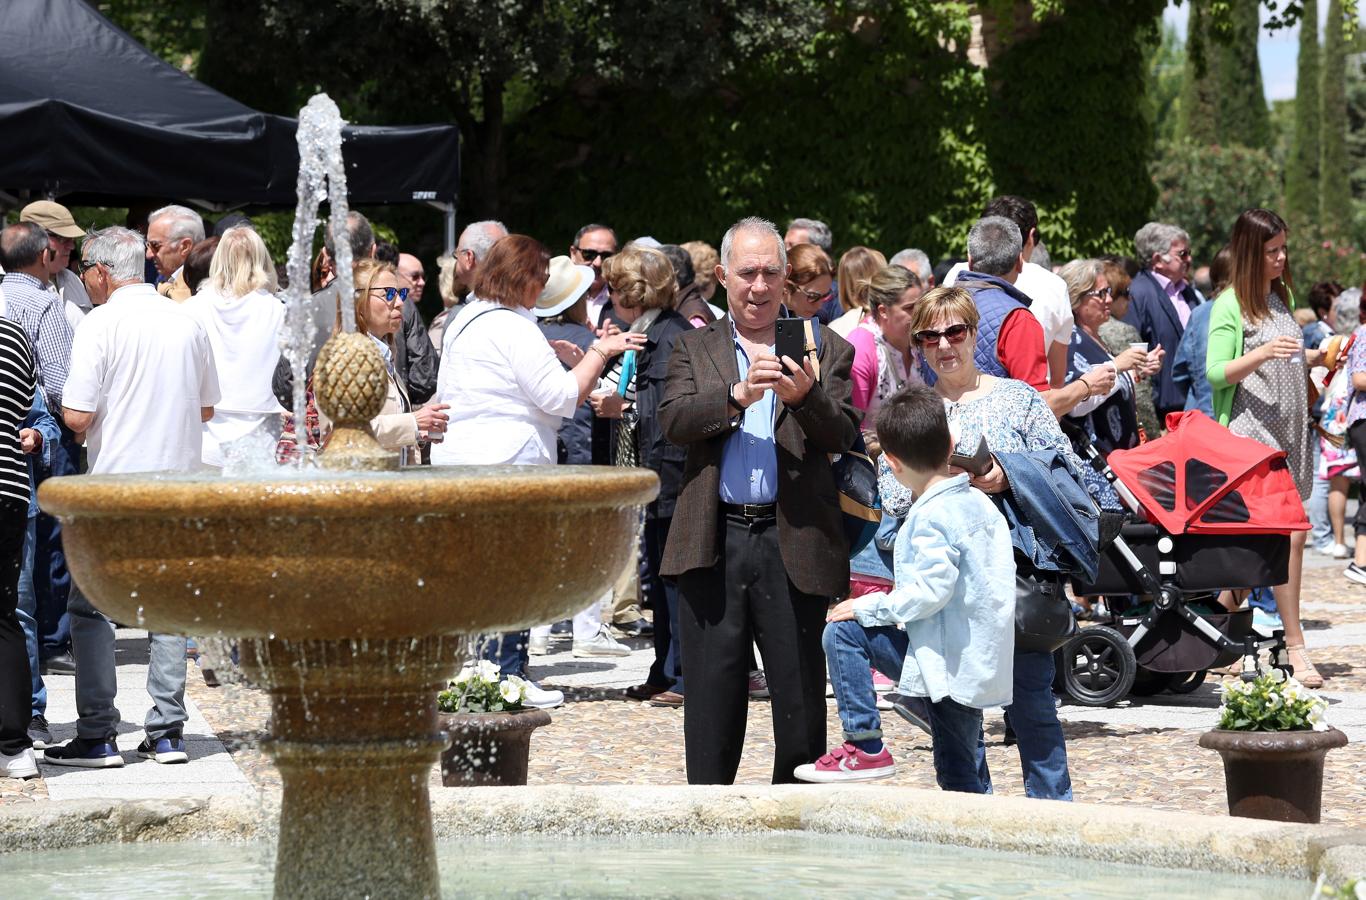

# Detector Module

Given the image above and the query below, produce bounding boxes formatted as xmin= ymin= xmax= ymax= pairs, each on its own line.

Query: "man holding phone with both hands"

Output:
xmin=659 ymin=216 xmax=859 ymax=785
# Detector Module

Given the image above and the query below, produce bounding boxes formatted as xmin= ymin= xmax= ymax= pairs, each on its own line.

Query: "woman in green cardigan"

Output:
xmin=1205 ymin=208 xmax=1324 ymax=687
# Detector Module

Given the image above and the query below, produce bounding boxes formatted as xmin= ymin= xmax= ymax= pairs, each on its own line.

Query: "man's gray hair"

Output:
xmin=148 ymin=204 xmax=205 ymax=244
xmin=0 ymin=222 xmax=50 ymax=271
xmin=1135 ymin=222 xmax=1190 ymax=266
xmin=83 ymin=226 xmax=147 ymax=283
xmin=889 ymin=248 xmax=932 ymax=280
xmin=966 ymin=216 xmax=1022 ymax=277
xmin=787 ymin=217 xmax=832 ymax=253
xmin=457 ymin=219 xmax=507 ymax=261
xmin=721 ymin=217 xmax=787 ymax=273
xmin=659 ymin=244 xmax=695 ymax=288
xmin=323 ymin=210 xmax=375 ymax=260
xmin=1030 ymin=241 xmax=1052 ymax=271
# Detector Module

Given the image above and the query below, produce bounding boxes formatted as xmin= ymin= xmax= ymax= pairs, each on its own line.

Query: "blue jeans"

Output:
xmin=980 ymin=651 xmax=1072 ymax=801
xmin=823 ymin=620 xmax=988 ymax=793
xmin=15 ymin=516 xmax=45 ymax=718
xmin=33 ymin=429 xmax=79 ymax=660
xmin=481 ymin=631 xmax=528 ymax=679
xmin=1308 ymin=440 xmax=1332 ymax=549
xmin=644 ymin=517 xmax=683 ymax=694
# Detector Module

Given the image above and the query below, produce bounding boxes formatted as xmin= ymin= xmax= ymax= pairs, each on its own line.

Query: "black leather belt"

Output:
xmin=722 ymin=502 xmax=777 ymax=520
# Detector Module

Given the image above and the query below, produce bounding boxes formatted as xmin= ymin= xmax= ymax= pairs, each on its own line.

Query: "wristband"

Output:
xmin=589 ymin=345 xmax=610 ymax=364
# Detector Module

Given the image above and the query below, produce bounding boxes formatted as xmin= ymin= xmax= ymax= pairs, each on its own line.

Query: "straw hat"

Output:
xmin=19 ymin=200 xmax=85 ymax=239
xmin=535 ymin=256 xmax=594 ymax=318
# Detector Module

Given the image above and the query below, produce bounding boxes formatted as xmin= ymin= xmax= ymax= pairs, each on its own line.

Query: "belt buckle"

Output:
xmin=742 ymin=503 xmax=771 ymax=518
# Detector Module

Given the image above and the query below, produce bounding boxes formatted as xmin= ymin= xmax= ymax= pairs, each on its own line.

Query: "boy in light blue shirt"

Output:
xmin=795 ymin=384 xmax=1015 ymax=788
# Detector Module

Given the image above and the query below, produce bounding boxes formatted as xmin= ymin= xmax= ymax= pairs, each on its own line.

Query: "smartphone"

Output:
xmin=774 ymin=318 xmax=809 ymax=375
xmin=948 ymin=435 xmax=993 ymax=477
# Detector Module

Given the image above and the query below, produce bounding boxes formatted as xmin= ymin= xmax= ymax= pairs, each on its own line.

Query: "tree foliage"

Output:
xmin=1285 ymin=0 xmax=1321 ymax=221
xmin=1178 ymin=0 xmax=1271 ymax=150
xmin=1151 ymin=140 xmax=1281 ymax=264
xmin=1321 ymin=0 xmax=1352 ymax=235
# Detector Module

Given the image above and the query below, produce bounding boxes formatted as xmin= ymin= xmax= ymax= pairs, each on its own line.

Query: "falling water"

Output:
xmin=278 ymin=94 xmax=357 ymax=464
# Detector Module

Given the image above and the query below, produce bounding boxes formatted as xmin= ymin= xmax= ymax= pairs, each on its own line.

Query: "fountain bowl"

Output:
xmin=38 ymin=465 xmax=658 ymax=640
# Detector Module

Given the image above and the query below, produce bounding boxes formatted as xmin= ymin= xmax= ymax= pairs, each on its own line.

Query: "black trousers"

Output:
xmin=1348 ymin=421 xmax=1366 ymax=538
xmin=678 ymin=513 xmax=828 ymax=784
xmin=0 ymin=497 xmax=31 ymax=756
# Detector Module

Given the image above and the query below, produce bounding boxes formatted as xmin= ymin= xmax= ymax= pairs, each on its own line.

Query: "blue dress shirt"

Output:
xmin=719 ymin=326 xmax=778 ymax=504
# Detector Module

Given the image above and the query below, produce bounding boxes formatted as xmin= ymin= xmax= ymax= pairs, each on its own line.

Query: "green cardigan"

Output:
xmin=1205 ymin=286 xmax=1297 ymax=427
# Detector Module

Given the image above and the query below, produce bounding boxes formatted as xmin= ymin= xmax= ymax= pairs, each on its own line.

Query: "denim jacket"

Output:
xmin=993 ymin=450 xmax=1100 ymax=581
xmin=23 ymin=390 xmax=60 ymax=518
xmin=852 ymin=474 xmax=1016 ymax=708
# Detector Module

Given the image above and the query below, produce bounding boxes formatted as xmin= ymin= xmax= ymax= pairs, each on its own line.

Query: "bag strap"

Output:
xmin=450 ymin=305 xmax=515 ymax=346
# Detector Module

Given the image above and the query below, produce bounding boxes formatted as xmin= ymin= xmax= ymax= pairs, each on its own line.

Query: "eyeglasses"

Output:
xmin=1081 ymin=286 xmax=1113 ymax=301
xmin=1113 ymin=289 xmax=1130 ymax=299
xmin=792 ymin=284 xmax=833 ymax=304
xmin=913 ymin=323 xmax=971 ymax=346
xmin=573 ymin=247 xmax=616 ymax=263
xmin=78 ymin=259 xmax=105 ymax=274
xmin=366 ymin=286 xmax=410 ymax=304
xmin=1168 ymin=249 xmax=1192 ymax=260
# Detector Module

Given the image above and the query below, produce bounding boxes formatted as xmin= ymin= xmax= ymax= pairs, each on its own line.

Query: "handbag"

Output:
xmin=831 ymin=430 xmax=881 ymax=554
xmin=1014 ymin=562 xmax=1077 ymax=654
xmin=614 ymin=408 xmax=640 ymax=467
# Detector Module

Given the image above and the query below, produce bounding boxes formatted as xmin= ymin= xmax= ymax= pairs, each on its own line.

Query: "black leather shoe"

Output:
xmin=611 ymin=617 xmax=653 ymax=639
xmin=40 ymin=652 xmax=76 ymax=676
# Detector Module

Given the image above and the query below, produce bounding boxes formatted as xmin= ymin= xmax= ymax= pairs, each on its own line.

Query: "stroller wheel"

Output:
xmin=1059 ymin=626 xmax=1137 ymax=707
xmin=1167 ymin=670 xmax=1207 ymax=694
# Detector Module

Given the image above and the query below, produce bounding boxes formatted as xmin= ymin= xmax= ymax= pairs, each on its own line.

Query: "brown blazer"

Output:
xmin=659 ymin=316 xmax=859 ymax=597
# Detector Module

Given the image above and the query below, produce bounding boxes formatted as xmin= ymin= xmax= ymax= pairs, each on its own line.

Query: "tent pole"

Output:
xmin=444 ymin=203 xmax=456 ymax=252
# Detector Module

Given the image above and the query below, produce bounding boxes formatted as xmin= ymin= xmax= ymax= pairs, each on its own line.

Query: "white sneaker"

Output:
xmin=1344 ymin=562 xmax=1366 ymax=586
xmin=1 ymin=748 xmax=38 ymax=779
xmin=528 ymin=634 xmax=549 ymax=656
xmin=522 ymin=682 xmax=564 ymax=709
xmin=572 ymin=627 xmax=631 ymax=658
xmin=1331 ymin=543 xmax=1351 ymax=559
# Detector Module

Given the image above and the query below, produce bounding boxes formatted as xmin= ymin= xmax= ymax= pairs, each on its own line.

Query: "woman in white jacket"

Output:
xmin=186 ymin=226 xmax=285 ymax=468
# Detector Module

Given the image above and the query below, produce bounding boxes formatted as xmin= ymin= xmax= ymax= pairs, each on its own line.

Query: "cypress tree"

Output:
xmin=1286 ymin=0 xmax=1321 ymax=222
xmin=1321 ymin=0 xmax=1352 ymax=234
xmin=1177 ymin=0 xmax=1219 ymax=144
xmin=1178 ymin=0 xmax=1271 ymax=149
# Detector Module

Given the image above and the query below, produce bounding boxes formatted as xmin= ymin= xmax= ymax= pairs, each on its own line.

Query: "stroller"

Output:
xmin=1057 ymin=411 xmax=1303 ymax=706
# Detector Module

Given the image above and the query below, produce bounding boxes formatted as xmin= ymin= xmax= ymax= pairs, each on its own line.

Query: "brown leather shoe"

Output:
xmin=647 ymin=690 xmax=685 ymax=708
xmin=624 ymin=682 xmax=668 ymax=702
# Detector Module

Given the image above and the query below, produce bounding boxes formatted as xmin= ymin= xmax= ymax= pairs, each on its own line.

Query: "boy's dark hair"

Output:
xmin=982 ymin=195 xmax=1038 ymax=245
xmin=875 ymin=384 xmax=952 ymax=474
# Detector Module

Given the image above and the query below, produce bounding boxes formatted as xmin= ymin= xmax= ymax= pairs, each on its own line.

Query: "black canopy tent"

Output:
xmin=0 ymin=0 xmax=460 ymax=246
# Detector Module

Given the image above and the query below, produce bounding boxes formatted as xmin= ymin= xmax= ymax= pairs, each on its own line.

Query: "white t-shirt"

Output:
xmin=945 ymin=260 xmax=1074 ymax=349
xmin=431 ymin=299 xmax=580 ymax=466
xmin=63 ymin=283 xmax=221 ymax=475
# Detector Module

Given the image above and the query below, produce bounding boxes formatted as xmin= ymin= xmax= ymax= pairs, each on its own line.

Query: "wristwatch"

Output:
xmin=726 ymin=382 xmax=744 ymax=413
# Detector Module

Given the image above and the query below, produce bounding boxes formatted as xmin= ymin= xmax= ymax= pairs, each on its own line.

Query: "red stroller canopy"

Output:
xmin=1106 ymin=411 xmax=1310 ymax=535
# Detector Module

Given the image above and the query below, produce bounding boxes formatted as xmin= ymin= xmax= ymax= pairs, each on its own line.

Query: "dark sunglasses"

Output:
xmin=366 ymin=286 xmax=410 ymax=304
xmin=913 ymin=323 xmax=971 ymax=346
xmin=573 ymin=247 xmax=616 ymax=263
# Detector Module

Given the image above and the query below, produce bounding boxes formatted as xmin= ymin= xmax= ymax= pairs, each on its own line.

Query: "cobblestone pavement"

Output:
xmin=4 ymin=558 xmax=1365 ymax=829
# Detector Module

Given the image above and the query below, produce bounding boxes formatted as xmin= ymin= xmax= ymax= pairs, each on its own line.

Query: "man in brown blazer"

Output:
xmin=659 ymin=216 xmax=858 ymax=784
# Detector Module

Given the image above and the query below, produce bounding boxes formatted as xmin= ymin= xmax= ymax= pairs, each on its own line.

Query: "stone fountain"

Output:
xmin=38 ymin=95 xmax=657 ymax=898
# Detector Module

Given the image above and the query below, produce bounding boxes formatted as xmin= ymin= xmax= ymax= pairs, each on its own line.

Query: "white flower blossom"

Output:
xmin=499 ymin=680 xmax=522 ymax=703
xmin=1267 ymin=666 xmax=1286 ymax=684
xmin=477 ymin=659 xmax=500 ymax=682
xmin=452 ymin=667 xmax=473 ymax=685
xmin=1352 ymin=879 xmax=1365 ymax=899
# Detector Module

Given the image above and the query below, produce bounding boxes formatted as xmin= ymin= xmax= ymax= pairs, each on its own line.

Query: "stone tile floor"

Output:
xmin=4 ymin=555 xmax=1365 ymax=829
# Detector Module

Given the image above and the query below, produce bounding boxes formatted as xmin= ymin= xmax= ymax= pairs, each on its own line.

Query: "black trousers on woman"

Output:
xmin=0 ymin=497 xmax=32 ymax=757
xmin=1348 ymin=421 xmax=1366 ymax=539
xmin=677 ymin=513 xmax=828 ymax=784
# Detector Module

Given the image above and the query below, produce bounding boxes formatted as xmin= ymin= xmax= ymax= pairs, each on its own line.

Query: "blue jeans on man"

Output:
xmin=33 ymin=428 xmax=81 ymax=662
xmin=15 ymin=517 xmax=46 ymax=719
xmin=823 ymin=619 xmax=987 ymax=793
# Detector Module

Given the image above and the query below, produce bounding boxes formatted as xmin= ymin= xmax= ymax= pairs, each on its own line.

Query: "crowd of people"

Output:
xmin=0 ymin=192 xmax=1349 ymax=793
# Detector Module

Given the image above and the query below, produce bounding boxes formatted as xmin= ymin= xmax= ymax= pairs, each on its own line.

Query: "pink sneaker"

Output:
xmin=793 ymin=742 xmax=896 ymax=783
xmin=871 ymin=668 xmax=895 ymax=693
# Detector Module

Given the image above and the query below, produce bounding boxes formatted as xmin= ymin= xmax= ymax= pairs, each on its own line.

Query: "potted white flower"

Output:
xmin=437 ymin=660 xmax=552 ymax=787
xmin=1198 ymin=668 xmax=1347 ymax=823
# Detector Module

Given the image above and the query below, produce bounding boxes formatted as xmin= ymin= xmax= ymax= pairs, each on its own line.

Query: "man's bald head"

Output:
xmin=397 ymin=252 xmax=425 ymax=304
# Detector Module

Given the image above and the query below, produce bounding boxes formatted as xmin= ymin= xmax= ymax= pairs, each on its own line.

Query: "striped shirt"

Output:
xmin=1 ymin=272 xmax=74 ymax=410
xmin=0 ymin=317 xmax=37 ymax=506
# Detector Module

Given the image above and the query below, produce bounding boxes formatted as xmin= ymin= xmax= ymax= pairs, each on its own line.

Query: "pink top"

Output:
xmin=847 ymin=319 xmax=879 ymax=417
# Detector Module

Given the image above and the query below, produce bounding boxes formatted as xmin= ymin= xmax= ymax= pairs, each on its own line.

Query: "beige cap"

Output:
xmin=19 ymin=200 xmax=85 ymax=239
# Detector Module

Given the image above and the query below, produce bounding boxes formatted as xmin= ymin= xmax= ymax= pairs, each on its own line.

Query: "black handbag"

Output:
xmin=1014 ymin=562 xmax=1076 ymax=654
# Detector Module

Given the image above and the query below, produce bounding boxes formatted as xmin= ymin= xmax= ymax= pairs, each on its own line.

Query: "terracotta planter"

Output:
xmin=439 ymin=708 xmax=552 ymax=787
xmin=1198 ymin=727 xmax=1348 ymax=823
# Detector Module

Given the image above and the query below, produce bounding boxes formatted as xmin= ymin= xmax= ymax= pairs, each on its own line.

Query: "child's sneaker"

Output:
xmin=871 ymin=668 xmax=895 ymax=693
xmin=793 ymin=742 xmax=896 ymax=783
xmin=1344 ymin=562 xmax=1366 ymax=586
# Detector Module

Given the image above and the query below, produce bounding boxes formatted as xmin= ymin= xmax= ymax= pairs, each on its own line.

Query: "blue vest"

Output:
xmin=921 ymin=272 xmax=1029 ymax=384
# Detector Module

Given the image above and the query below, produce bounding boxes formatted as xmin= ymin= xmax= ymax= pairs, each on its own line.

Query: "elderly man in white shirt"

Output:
xmin=44 ymin=226 xmax=220 ymax=771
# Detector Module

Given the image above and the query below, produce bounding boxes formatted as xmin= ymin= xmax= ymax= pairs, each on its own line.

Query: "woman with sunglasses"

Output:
xmin=1206 ymin=208 xmax=1323 ymax=687
xmin=879 ymin=285 xmax=1103 ymax=801
xmin=1058 ymin=259 xmax=1159 ymax=457
xmin=1097 ymin=258 xmax=1162 ymax=439
xmin=339 ymin=259 xmax=450 ymax=460
xmin=783 ymin=243 xmax=834 ymax=318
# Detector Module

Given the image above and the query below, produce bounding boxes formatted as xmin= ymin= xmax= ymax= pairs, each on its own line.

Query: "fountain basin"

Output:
xmin=38 ymin=465 xmax=658 ymax=639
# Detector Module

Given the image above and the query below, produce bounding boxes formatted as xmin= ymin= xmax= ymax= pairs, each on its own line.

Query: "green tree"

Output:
xmin=1178 ymin=0 xmax=1271 ymax=149
xmin=1144 ymin=21 xmax=1185 ymax=147
xmin=1151 ymin=141 xmax=1280 ymax=264
xmin=1286 ymin=0 xmax=1321 ymax=221
xmin=1322 ymin=0 xmax=1353 ymax=235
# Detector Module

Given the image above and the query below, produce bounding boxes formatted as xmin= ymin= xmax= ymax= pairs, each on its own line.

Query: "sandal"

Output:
xmin=1286 ymin=645 xmax=1324 ymax=689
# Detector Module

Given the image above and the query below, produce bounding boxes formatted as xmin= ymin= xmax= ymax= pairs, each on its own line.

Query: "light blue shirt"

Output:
xmin=719 ymin=326 xmax=777 ymax=504
xmin=852 ymin=474 xmax=1017 ymax=709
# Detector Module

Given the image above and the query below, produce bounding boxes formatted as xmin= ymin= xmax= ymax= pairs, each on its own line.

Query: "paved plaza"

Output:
xmin=3 ymin=555 xmax=1364 ymax=828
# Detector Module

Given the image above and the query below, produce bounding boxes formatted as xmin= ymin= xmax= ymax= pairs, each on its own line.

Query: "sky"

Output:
xmin=1161 ymin=2 xmax=1324 ymax=103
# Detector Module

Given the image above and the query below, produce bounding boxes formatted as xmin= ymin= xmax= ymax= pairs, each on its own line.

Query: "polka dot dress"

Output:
xmin=1228 ymin=293 xmax=1312 ymax=500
